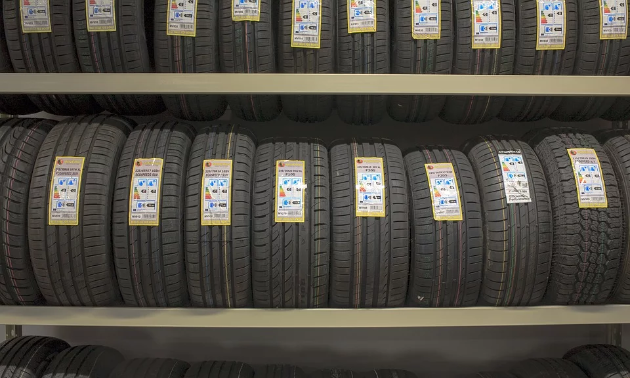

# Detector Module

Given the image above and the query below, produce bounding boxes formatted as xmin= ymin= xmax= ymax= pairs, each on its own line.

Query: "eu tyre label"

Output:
xmin=275 ymin=160 xmax=306 ymax=223
xmin=129 ymin=158 xmax=163 ymax=226
xmin=471 ymin=0 xmax=501 ymax=49
xmin=498 ymin=151 xmax=532 ymax=204
xmin=48 ymin=157 xmax=84 ymax=226
xmin=167 ymin=0 xmax=197 ymax=37
xmin=425 ymin=163 xmax=463 ymax=221
xmin=86 ymin=0 xmax=116 ymax=32
xmin=412 ymin=0 xmax=440 ymax=39
xmin=355 ymin=157 xmax=385 ymax=217
xmin=21 ymin=0 xmax=52 ymax=33
xmin=201 ymin=159 xmax=232 ymax=226
xmin=568 ymin=148 xmax=608 ymax=208
xmin=292 ymin=0 xmax=321 ymax=47
xmin=536 ymin=0 xmax=565 ymax=50
xmin=347 ymin=0 xmax=376 ymax=33
xmin=232 ymin=0 xmax=260 ymax=21
xmin=600 ymin=0 xmax=627 ymax=39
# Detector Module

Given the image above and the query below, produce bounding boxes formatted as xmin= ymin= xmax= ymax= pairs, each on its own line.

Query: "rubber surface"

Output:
xmin=526 ymin=128 xmax=622 ymax=304
xmin=477 ymin=373 xmax=517 ymax=378
xmin=0 ymin=336 xmax=69 ymax=378
xmin=311 ymin=370 xmax=357 ymax=378
xmin=110 ymin=359 xmax=190 ymax=378
xmin=278 ymin=0 xmax=334 ymax=122
xmin=259 ymin=366 xmax=306 ymax=378
xmin=28 ymin=115 xmax=132 ymax=306
xmin=114 ymin=121 xmax=195 ymax=307
xmin=388 ymin=0 xmax=453 ymax=122
xmin=404 ymin=147 xmax=482 ymax=307
xmin=330 ymin=138 xmax=409 ymax=307
xmin=3 ymin=0 xmax=101 ymax=115
xmin=462 ymin=136 xmax=552 ymax=306
xmin=440 ymin=0 xmax=516 ymax=124
xmin=184 ymin=362 xmax=254 ymax=378
xmin=360 ymin=371 xmax=416 ymax=378
xmin=498 ymin=0 xmax=578 ymax=121
xmin=603 ymin=98 xmax=630 ymax=121
xmin=550 ymin=0 xmax=630 ymax=121
xmin=252 ymin=138 xmax=330 ymax=307
xmin=185 ymin=125 xmax=255 ymax=308
xmin=510 ymin=359 xmax=588 ymax=378
xmin=219 ymin=0 xmax=281 ymax=121
xmin=73 ymin=0 xmax=165 ymax=115
xmin=155 ymin=0 xmax=226 ymax=121
xmin=42 ymin=346 xmax=124 ymax=378
xmin=336 ymin=0 xmax=389 ymax=125
xmin=0 ymin=119 xmax=54 ymax=305
xmin=565 ymin=344 xmax=630 ymax=378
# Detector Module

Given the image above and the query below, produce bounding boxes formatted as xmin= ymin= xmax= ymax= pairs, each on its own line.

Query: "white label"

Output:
xmin=600 ymin=0 xmax=628 ymax=39
xmin=87 ymin=0 xmax=115 ymax=32
xmin=498 ymin=151 xmax=532 ymax=204
xmin=348 ymin=0 xmax=376 ymax=33
xmin=201 ymin=160 xmax=232 ymax=226
xmin=355 ymin=157 xmax=385 ymax=217
xmin=129 ymin=158 xmax=163 ymax=226
xmin=537 ymin=0 xmax=565 ymax=50
xmin=292 ymin=0 xmax=321 ymax=48
xmin=425 ymin=163 xmax=463 ymax=221
xmin=413 ymin=0 xmax=440 ymax=39
xmin=275 ymin=160 xmax=305 ymax=223
xmin=167 ymin=0 xmax=197 ymax=37
xmin=472 ymin=0 xmax=501 ymax=48
xmin=568 ymin=149 xmax=608 ymax=208
xmin=232 ymin=0 xmax=260 ymax=21
xmin=21 ymin=0 xmax=51 ymax=33
xmin=49 ymin=157 xmax=84 ymax=226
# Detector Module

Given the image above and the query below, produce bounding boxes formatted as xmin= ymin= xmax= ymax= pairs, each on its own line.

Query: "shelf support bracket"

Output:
xmin=607 ymin=324 xmax=622 ymax=346
xmin=5 ymin=325 xmax=21 ymax=340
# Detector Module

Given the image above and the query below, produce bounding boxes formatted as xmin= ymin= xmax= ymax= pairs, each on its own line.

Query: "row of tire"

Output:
xmin=2 ymin=336 xmax=630 ymax=378
xmin=1 ymin=0 xmax=630 ymax=125
xmin=2 ymin=115 xmax=630 ymax=308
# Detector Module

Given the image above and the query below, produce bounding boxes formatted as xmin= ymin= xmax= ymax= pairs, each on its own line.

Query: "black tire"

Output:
xmin=477 ymin=373 xmax=517 ymax=378
xmin=252 ymin=138 xmax=330 ymax=307
xmin=72 ymin=0 xmax=165 ymax=115
xmin=185 ymin=362 xmax=253 ymax=378
xmin=525 ymin=128 xmax=623 ymax=304
xmin=336 ymin=0 xmax=389 ymax=125
xmin=28 ymin=115 xmax=132 ymax=306
xmin=388 ymin=0 xmax=453 ymax=122
xmin=550 ymin=0 xmax=630 ymax=121
xmin=510 ymin=359 xmax=588 ymax=378
xmin=0 ymin=118 xmax=54 ymax=305
xmin=330 ymin=138 xmax=409 ymax=307
xmin=498 ymin=0 xmax=578 ymax=122
xmin=360 ymin=371 xmax=416 ymax=378
xmin=565 ymin=344 xmax=630 ymax=378
xmin=113 ymin=121 xmax=194 ymax=307
xmin=0 ymin=336 xmax=69 ymax=378
xmin=219 ymin=0 xmax=281 ymax=121
xmin=311 ymin=370 xmax=357 ymax=378
xmin=440 ymin=0 xmax=516 ymax=124
xmin=155 ymin=0 xmax=227 ymax=121
xmin=278 ymin=0 xmax=334 ymax=122
xmin=110 ymin=359 xmax=190 ymax=378
xmin=602 ymin=98 xmax=630 ymax=121
xmin=43 ymin=346 xmax=124 ymax=378
xmin=462 ymin=136 xmax=552 ymax=306
xmin=185 ymin=125 xmax=255 ymax=308
xmin=404 ymin=147 xmax=482 ymax=307
xmin=3 ymin=0 xmax=101 ymax=116
xmin=260 ymin=366 xmax=306 ymax=378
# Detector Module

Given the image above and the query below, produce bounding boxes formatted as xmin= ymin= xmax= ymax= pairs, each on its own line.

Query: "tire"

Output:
xmin=510 ymin=359 xmax=588 ymax=378
xmin=185 ymin=125 xmax=255 ymax=308
xmin=462 ymin=136 xmax=552 ymax=306
xmin=113 ymin=121 xmax=195 ymax=307
xmin=388 ymin=0 xmax=453 ymax=122
xmin=3 ymin=0 xmax=101 ymax=116
xmin=404 ymin=147 xmax=482 ymax=307
xmin=43 ymin=346 xmax=124 ymax=378
xmin=565 ymin=344 xmax=630 ymax=378
xmin=154 ymin=0 xmax=227 ymax=121
xmin=260 ymin=366 xmax=306 ymax=378
xmin=550 ymin=0 xmax=630 ymax=121
xmin=72 ymin=0 xmax=165 ymax=115
xmin=360 ymin=371 xmax=416 ymax=378
xmin=0 ymin=336 xmax=69 ymax=378
xmin=110 ymin=359 xmax=190 ymax=378
xmin=525 ymin=128 xmax=623 ymax=304
xmin=184 ymin=362 xmax=253 ymax=378
xmin=252 ymin=138 xmax=330 ymax=307
xmin=0 ymin=118 xmax=54 ymax=305
xmin=311 ymin=370 xmax=357 ymax=378
xmin=28 ymin=115 xmax=132 ymax=306
xmin=498 ymin=0 xmax=578 ymax=122
xmin=278 ymin=0 xmax=334 ymax=122
xmin=440 ymin=0 xmax=516 ymax=124
xmin=336 ymin=0 xmax=389 ymax=125
xmin=219 ymin=0 xmax=281 ymax=121
xmin=477 ymin=373 xmax=517 ymax=378
xmin=330 ymin=138 xmax=409 ymax=307
xmin=602 ymin=98 xmax=630 ymax=121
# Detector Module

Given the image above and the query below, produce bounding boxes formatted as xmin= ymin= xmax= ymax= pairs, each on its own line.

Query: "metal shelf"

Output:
xmin=0 ymin=306 xmax=629 ymax=328
xmin=2 ymin=74 xmax=630 ymax=96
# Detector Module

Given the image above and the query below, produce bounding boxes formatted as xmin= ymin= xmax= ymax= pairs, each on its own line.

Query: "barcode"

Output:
xmin=350 ymin=20 xmax=375 ymax=27
xmin=56 ymin=214 xmax=75 ymax=219
xmin=613 ymin=27 xmax=626 ymax=32
xmin=28 ymin=21 xmax=49 ymax=26
xmin=296 ymin=36 xmax=318 ymax=42
xmin=280 ymin=210 xmax=302 ymax=216
xmin=369 ymin=205 xmax=382 ymax=211
xmin=209 ymin=214 xmax=228 ymax=218
xmin=95 ymin=19 xmax=113 ymax=24
xmin=420 ymin=27 xmax=439 ymax=32
xmin=240 ymin=9 xmax=258 ymax=15
xmin=585 ymin=197 xmax=606 ymax=202
xmin=483 ymin=36 xmax=499 ymax=42
xmin=177 ymin=24 xmax=194 ymax=29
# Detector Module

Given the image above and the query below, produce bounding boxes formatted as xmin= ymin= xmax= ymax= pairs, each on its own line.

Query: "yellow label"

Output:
xmin=21 ymin=0 xmax=52 ymax=33
xmin=567 ymin=148 xmax=608 ymax=208
xmin=167 ymin=0 xmax=198 ymax=37
xmin=275 ymin=160 xmax=306 ymax=223
xmin=128 ymin=158 xmax=164 ymax=226
xmin=232 ymin=0 xmax=261 ymax=21
xmin=291 ymin=0 xmax=322 ymax=48
xmin=599 ymin=0 xmax=628 ymax=39
xmin=347 ymin=0 xmax=377 ymax=33
xmin=536 ymin=0 xmax=566 ymax=50
xmin=425 ymin=163 xmax=463 ymax=221
xmin=412 ymin=0 xmax=441 ymax=39
xmin=201 ymin=159 xmax=232 ymax=226
xmin=471 ymin=0 xmax=501 ymax=49
xmin=355 ymin=157 xmax=385 ymax=217
xmin=48 ymin=157 xmax=85 ymax=226
xmin=86 ymin=0 xmax=116 ymax=32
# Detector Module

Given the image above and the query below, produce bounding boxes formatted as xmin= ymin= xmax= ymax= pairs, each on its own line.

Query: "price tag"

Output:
xmin=425 ymin=163 xmax=463 ymax=221
xmin=232 ymin=0 xmax=260 ymax=21
xmin=348 ymin=0 xmax=376 ymax=33
xmin=600 ymin=0 xmax=627 ymax=39
xmin=536 ymin=0 xmax=565 ymax=50
xmin=21 ymin=0 xmax=52 ymax=33
xmin=498 ymin=151 xmax=532 ymax=204
xmin=355 ymin=157 xmax=385 ymax=217
xmin=412 ymin=0 xmax=440 ymax=39
xmin=568 ymin=148 xmax=608 ymax=208
xmin=201 ymin=160 xmax=232 ymax=226
xmin=86 ymin=0 xmax=116 ymax=32
xmin=129 ymin=158 xmax=163 ymax=226
xmin=48 ymin=157 xmax=84 ymax=226
xmin=292 ymin=0 xmax=321 ymax=47
xmin=275 ymin=160 xmax=306 ymax=223
xmin=167 ymin=0 xmax=197 ymax=37
xmin=472 ymin=0 xmax=501 ymax=49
